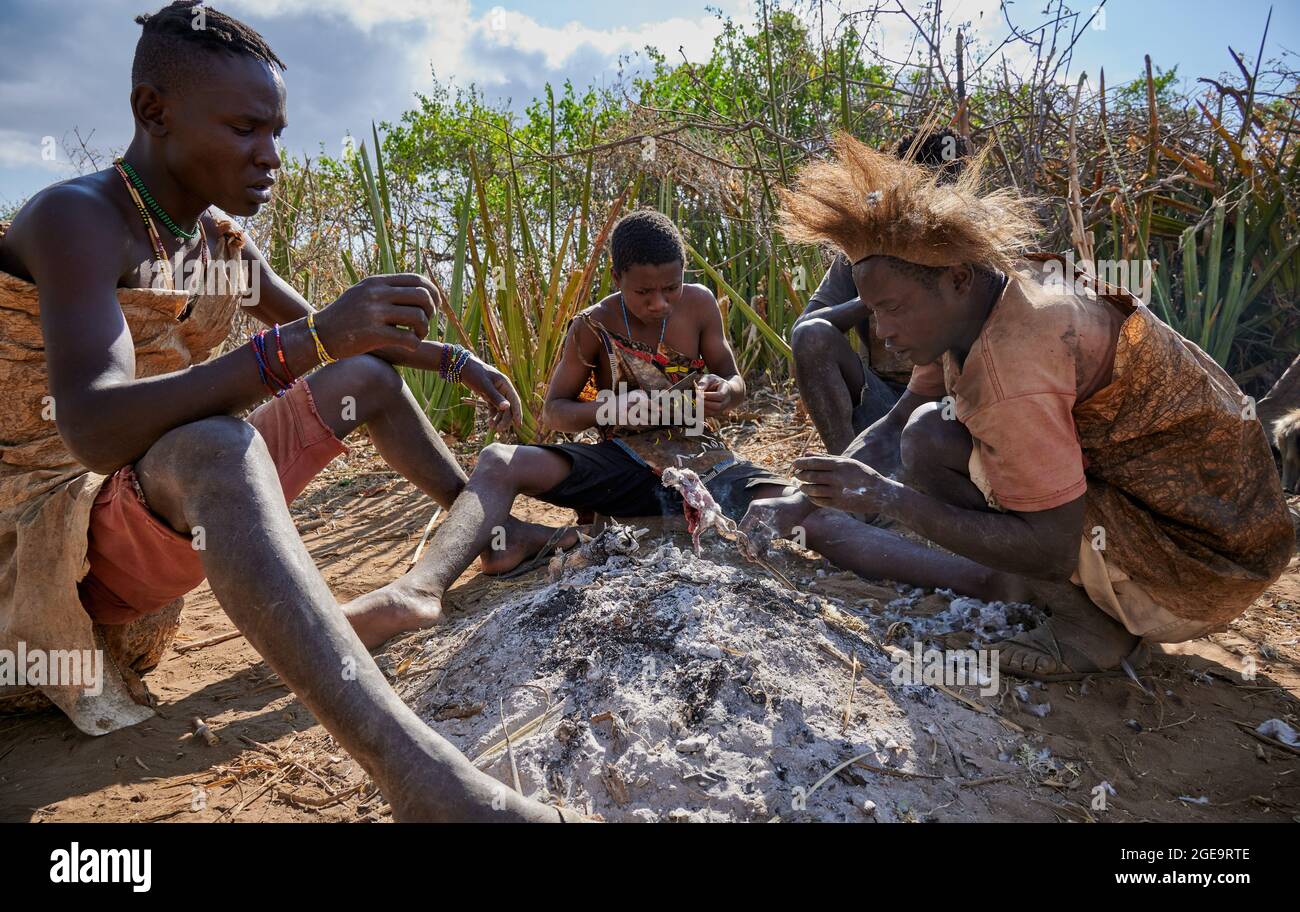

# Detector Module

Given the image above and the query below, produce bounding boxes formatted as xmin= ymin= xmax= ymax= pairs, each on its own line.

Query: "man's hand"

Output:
xmin=697 ymin=373 xmax=742 ymax=417
xmin=313 ymin=274 xmax=439 ymax=359
xmin=460 ymin=357 xmax=523 ymax=433
xmin=737 ymin=492 xmax=816 ymax=560
xmin=793 ymin=454 xmax=900 ymax=514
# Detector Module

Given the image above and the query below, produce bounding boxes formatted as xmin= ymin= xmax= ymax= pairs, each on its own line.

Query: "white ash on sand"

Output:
xmin=386 ymin=532 xmax=1052 ymax=822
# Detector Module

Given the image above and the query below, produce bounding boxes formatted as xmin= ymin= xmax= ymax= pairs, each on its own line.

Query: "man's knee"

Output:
xmin=341 ymin=353 xmax=405 ymax=400
xmin=308 ymin=354 xmax=405 ymax=433
xmin=791 ymin=318 xmax=843 ymax=363
xmin=899 ymin=402 xmax=968 ymax=490
xmin=152 ymin=415 xmax=262 ymax=469
xmin=137 ymin=417 xmax=269 ymax=528
xmin=472 ymin=442 xmax=517 ymax=482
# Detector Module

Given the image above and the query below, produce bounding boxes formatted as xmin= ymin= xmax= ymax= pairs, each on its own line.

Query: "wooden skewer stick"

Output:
xmin=174 ymin=630 xmax=243 ymax=654
xmin=409 ymin=506 xmax=443 ymax=569
xmin=500 ymin=697 xmax=524 ymax=797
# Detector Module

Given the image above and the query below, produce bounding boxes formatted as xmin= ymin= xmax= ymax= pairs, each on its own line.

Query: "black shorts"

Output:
xmin=535 ymin=439 xmax=787 ymax=520
xmin=851 ymin=370 xmax=909 ymax=435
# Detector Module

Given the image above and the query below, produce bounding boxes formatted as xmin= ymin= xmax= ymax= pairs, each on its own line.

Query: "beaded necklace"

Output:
xmin=113 ymin=160 xmax=208 ymax=300
xmin=619 ymin=293 xmax=670 ymax=366
xmin=116 ymin=157 xmax=199 ymax=239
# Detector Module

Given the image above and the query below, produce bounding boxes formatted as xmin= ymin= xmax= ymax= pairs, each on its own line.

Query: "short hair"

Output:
xmin=132 ymin=2 xmax=285 ymax=95
xmin=893 ymin=126 xmax=972 ymax=183
xmin=610 ymin=209 xmax=685 ymax=275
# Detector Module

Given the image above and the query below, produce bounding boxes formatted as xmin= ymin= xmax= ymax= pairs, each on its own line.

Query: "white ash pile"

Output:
xmin=390 ymin=526 xmax=1040 ymax=822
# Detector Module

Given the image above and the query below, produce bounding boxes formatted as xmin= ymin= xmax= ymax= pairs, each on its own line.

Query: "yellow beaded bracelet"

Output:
xmin=307 ymin=312 xmax=336 ymax=365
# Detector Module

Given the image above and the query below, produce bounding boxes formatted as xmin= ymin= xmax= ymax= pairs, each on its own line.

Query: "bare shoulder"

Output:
xmin=10 ymin=172 xmax=126 ymax=236
xmin=581 ymin=294 xmax=621 ymax=330
xmin=3 ymin=173 xmax=131 ymax=280
xmin=681 ymin=282 xmax=721 ymax=323
xmin=567 ymin=301 xmax=610 ymax=349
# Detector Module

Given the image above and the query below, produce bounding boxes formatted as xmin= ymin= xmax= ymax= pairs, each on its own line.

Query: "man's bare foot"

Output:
xmin=738 ymin=493 xmax=816 ymax=559
xmin=478 ymin=519 xmax=579 ymax=577
xmin=995 ymin=582 xmax=1143 ymax=680
xmin=343 ymin=581 xmax=444 ymax=649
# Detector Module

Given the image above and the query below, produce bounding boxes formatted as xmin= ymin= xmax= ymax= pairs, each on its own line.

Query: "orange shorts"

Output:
xmin=78 ymin=381 xmax=348 ymax=625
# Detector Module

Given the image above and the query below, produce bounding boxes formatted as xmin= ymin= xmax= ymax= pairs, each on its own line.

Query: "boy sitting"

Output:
xmin=350 ymin=209 xmax=790 ymax=617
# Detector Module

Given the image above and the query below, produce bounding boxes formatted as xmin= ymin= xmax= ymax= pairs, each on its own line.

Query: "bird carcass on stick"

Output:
xmin=661 ymin=467 xmax=798 ymax=591
xmin=661 ymin=467 xmax=736 ymax=554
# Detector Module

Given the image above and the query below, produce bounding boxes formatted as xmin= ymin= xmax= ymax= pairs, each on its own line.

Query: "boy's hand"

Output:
xmin=314 ymin=274 xmax=439 ymax=358
xmin=696 ymin=373 xmax=742 ymax=417
xmin=461 ymin=358 xmax=523 ymax=432
xmin=793 ymin=454 xmax=899 ymax=514
xmin=619 ymin=388 xmax=653 ymax=427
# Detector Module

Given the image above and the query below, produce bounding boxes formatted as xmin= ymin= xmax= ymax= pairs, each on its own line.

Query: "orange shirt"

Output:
xmin=906 ymin=258 xmax=1126 ymax=512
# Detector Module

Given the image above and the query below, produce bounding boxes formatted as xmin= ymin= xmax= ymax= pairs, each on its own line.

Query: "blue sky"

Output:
xmin=1 ymin=0 xmax=1294 ymax=207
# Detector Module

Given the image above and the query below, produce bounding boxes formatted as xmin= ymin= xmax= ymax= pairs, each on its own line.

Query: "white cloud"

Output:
xmin=216 ymin=0 xmax=1065 ymax=111
xmin=223 ymin=0 xmax=734 ymax=100
xmin=0 ymin=129 xmax=75 ymax=173
xmin=472 ymin=11 xmax=727 ymax=71
xmin=226 ymin=0 xmax=468 ymax=32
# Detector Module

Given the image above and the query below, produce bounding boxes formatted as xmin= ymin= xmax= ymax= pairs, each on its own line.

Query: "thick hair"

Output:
xmin=132 ymin=2 xmax=285 ymax=94
xmin=609 ymin=208 xmax=686 ymax=275
xmin=894 ymin=126 xmax=972 ymax=183
xmin=1273 ymin=407 xmax=1300 ymax=492
xmin=778 ymin=132 xmax=1040 ymax=271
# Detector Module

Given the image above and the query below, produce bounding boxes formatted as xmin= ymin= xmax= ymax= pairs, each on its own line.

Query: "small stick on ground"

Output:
xmin=499 ymin=697 xmax=524 ymax=796
xmin=959 ymin=774 xmax=1016 ymax=789
xmin=278 ymin=782 xmax=363 ymax=810
xmin=939 ymin=722 xmax=975 ymax=779
xmin=217 ymin=770 xmax=287 ymax=822
xmin=409 ymin=506 xmax=443 ymax=570
xmin=852 ymin=758 xmax=945 ymax=781
xmin=840 ymin=652 xmax=860 ymax=734
xmin=174 ymin=630 xmax=243 ymax=654
xmin=181 ymin=717 xmax=219 ymax=747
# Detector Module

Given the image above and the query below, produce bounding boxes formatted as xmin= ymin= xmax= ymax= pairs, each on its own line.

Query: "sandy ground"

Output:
xmin=1 ymin=387 xmax=1297 ymax=822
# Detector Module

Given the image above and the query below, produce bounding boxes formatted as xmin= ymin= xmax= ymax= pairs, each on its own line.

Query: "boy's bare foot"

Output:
xmin=478 ymin=520 xmax=579 ymax=577
xmin=995 ymin=582 xmax=1143 ymax=680
xmin=343 ymin=582 xmax=444 ymax=649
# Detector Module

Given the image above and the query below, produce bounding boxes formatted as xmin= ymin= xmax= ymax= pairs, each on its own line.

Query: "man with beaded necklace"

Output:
xmin=0 ymin=1 xmax=579 ymax=821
